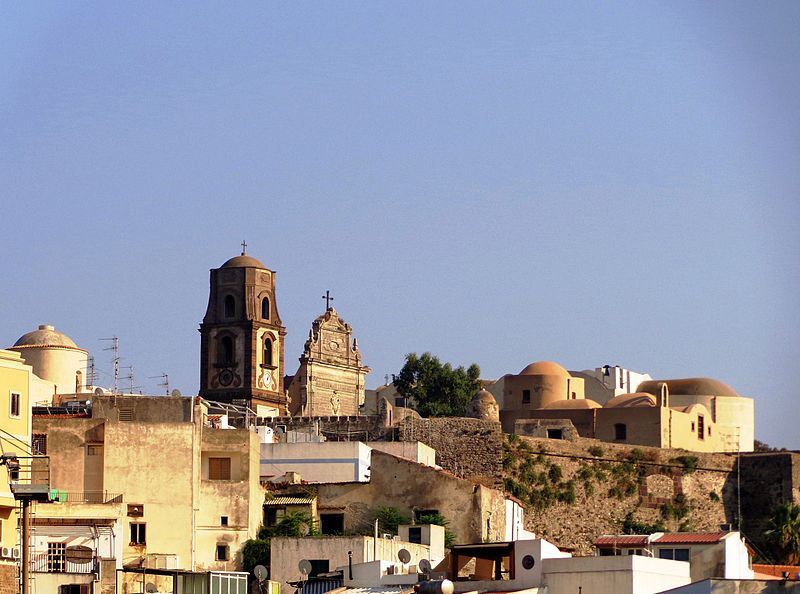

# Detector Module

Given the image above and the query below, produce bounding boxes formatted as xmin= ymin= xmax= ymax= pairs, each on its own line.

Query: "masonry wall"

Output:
xmin=396 ymin=417 xmax=503 ymax=487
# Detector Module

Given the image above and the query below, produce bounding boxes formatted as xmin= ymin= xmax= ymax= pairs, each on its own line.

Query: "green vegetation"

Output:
xmin=417 ymin=512 xmax=456 ymax=548
xmin=660 ymin=494 xmax=691 ymax=522
xmin=243 ymin=511 xmax=318 ymax=576
xmin=241 ymin=538 xmax=271 ymax=575
xmin=709 ymin=491 xmax=720 ymax=502
xmin=671 ymin=455 xmax=699 ymax=474
xmin=587 ymin=445 xmax=604 ymax=457
xmin=392 ymin=352 xmax=480 ymax=417
xmin=621 ymin=511 xmax=665 ymax=535
xmin=375 ymin=506 xmax=411 ymax=536
xmin=764 ymin=503 xmax=800 ymax=564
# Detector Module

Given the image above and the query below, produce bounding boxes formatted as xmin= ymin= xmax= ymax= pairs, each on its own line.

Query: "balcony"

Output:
xmin=48 ymin=491 xmax=123 ymax=504
xmin=30 ymin=552 xmax=97 ymax=575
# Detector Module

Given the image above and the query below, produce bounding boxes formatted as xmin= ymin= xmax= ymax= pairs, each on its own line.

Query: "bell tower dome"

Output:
xmin=199 ymin=247 xmax=287 ymax=415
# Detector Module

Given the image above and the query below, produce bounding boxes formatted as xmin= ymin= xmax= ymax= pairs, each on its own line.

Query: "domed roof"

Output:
xmin=638 ymin=378 xmax=738 ymax=397
xmin=220 ymin=253 xmax=266 ymax=269
xmin=540 ymin=398 xmax=601 ymax=410
xmin=604 ymin=392 xmax=657 ymax=408
xmin=518 ymin=361 xmax=570 ymax=377
xmin=466 ymin=387 xmax=500 ymax=421
xmin=12 ymin=325 xmax=83 ymax=350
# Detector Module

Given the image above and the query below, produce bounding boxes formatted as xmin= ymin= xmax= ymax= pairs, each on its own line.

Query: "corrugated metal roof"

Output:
xmin=594 ymin=535 xmax=649 ymax=547
xmin=654 ymin=532 xmax=728 ymax=544
xmin=264 ymin=496 xmax=315 ymax=506
xmin=341 ymin=588 xmax=404 ymax=594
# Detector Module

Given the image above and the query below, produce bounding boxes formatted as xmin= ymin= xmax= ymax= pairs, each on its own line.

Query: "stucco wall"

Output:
xmin=261 ymin=441 xmax=371 ymax=483
xmin=543 ymin=555 xmax=690 ymax=594
xmin=314 ymin=451 xmax=506 ymax=544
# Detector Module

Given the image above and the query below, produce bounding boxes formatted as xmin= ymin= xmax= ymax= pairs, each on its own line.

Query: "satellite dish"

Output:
xmin=171 ymin=389 xmax=182 ymax=398
xmin=298 ymin=559 xmax=313 ymax=575
xmin=254 ymin=564 xmax=269 ymax=581
xmin=398 ymin=548 xmax=411 ymax=564
xmin=145 ymin=583 xmax=158 ymax=593
xmin=94 ymin=387 xmax=104 ymax=396
xmin=419 ymin=559 xmax=432 ymax=574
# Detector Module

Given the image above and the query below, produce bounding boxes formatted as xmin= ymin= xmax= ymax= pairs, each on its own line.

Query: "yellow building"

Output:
xmin=0 ymin=349 xmax=34 ymax=589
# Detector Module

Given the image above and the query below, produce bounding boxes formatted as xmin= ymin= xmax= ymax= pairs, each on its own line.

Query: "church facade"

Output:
xmin=287 ymin=307 xmax=371 ymax=417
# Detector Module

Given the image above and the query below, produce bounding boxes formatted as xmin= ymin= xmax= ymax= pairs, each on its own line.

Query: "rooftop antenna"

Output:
xmin=121 ymin=365 xmax=140 ymax=394
xmin=86 ymin=355 xmax=97 ymax=387
xmin=149 ymin=373 xmax=170 ymax=396
xmin=100 ymin=336 xmax=120 ymax=394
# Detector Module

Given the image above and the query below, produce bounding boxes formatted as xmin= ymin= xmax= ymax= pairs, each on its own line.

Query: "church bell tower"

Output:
xmin=199 ymin=247 xmax=287 ymax=415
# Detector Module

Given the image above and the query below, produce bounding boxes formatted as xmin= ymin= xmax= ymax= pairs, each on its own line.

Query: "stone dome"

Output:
xmin=13 ymin=325 xmax=82 ymax=350
xmin=466 ymin=387 xmax=500 ymax=422
xmin=540 ymin=398 xmax=602 ymax=410
xmin=637 ymin=378 xmax=738 ymax=397
xmin=604 ymin=392 xmax=657 ymax=408
xmin=220 ymin=253 xmax=266 ymax=269
xmin=518 ymin=361 xmax=570 ymax=377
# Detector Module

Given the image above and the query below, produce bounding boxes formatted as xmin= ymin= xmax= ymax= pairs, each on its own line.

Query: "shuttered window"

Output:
xmin=208 ymin=457 xmax=231 ymax=480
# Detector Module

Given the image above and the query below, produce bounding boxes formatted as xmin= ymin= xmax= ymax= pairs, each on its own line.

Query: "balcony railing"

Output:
xmin=48 ymin=491 xmax=123 ymax=504
xmin=30 ymin=552 xmax=96 ymax=574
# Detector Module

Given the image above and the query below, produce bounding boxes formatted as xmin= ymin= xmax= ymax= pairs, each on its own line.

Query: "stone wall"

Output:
xmin=504 ymin=436 xmax=739 ymax=554
xmin=0 ymin=563 xmax=15 ymax=594
xmin=738 ymin=452 xmax=800 ymax=551
xmin=396 ymin=417 xmax=503 ymax=487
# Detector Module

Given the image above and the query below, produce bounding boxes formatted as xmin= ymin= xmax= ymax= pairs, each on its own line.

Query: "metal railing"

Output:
xmin=48 ymin=491 xmax=123 ymax=504
xmin=30 ymin=552 xmax=96 ymax=574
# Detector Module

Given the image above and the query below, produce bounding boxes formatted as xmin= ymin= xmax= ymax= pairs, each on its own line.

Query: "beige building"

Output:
xmin=287 ymin=307 xmax=370 ymax=417
xmin=501 ymin=361 xmax=754 ymax=453
xmin=199 ymin=251 xmax=288 ymax=416
xmin=9 ymin=324 xmax=89 ymax=404
xmin=32 ymin=394 xmax=263 ymax=579
xmin=499 ymin=361 xmax=585 ymax=433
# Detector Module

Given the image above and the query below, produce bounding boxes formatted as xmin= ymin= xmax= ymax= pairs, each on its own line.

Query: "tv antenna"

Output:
xmin=121 ymin=365 xmax=140 ymax=394
xmin=100 ymin=336 xmax=120 ymax=394
xmin=148 ymin=373 xmax=170 ymax=396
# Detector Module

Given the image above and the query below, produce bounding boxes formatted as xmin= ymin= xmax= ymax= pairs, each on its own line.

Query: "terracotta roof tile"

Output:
xmin=594 ymin=535 xmax=649 ymax=547
xmin=654 ymin=532 xmax=728 ymax=544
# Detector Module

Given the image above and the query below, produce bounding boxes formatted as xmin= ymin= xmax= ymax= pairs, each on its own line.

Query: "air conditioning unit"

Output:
xmin=1 ymin=547 xmax=10 ymax=559
xmin=12 ymin=548 xmax=20 ymax=559
xmin=382 ymin=533 xmax=392 ymax=539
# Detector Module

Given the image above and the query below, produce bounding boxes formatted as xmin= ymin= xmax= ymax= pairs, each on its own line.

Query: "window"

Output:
xmin=32 ymin=434 xmax=47 ymax=455
xmin=408 ymin=527 xmax=422 ymax=544
xmin=264 ymin=507 xmax=285 ymax=527
xmin=48 ymin=542 xmax=66 ymax=572
xmin=224 ymin=295 xmax=235 ymax=318
xmin=658 ymin=548 xmax=690 ymax=561
xmin=87 ymin=444 xmax=102 ymax=456
xmin=130 ymin=522 xmax=146 ymax=545
xmin=522 ymin=390 xmax=531 ymax=404
xmin=208 ymin=457 xmax=232 ymax=480
xmin=415 ymin=509 xmax=439 ymax=522
xmin=216 ymin=544 xmax=229 ymax=561
xmin=309 ymin=560 xmax=330 ymax=578
xmin=219 ymin=336 xmax=234 ymax=365
xmin=395 ymin=397 xmax=405 ymax=407
xmin=546 ymin=429 xmax=563 ymax=440
xmin=221 ymin=516 xmax=229 ymax=526
xmin=58 ymin=586 xmax=90 ymax=594
xmin=320 ymin=513 xmax=344 ymax=535
xmin=263 ymin=338 xmax=273 ymax=367
xmin=697 ymin=416 xmax=705 ymax=440
xmin=614 ymin=423 xmax=627 ymax=441
xmin=127 ymin=504 xmax=144 ymax=517
xmin=10 ymin=392 xmax=20 ymax=417
xmin=262 ymin=297 xmax=270 ymax=320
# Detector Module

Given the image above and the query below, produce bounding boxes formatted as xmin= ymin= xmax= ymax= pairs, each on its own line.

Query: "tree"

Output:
xmin=764 ymin=503 xmax=800 ymax=565
xmin=375 ymin=506 xmax=411 ymax=536
xmin=393 ymin=352 xmax=480 ymax=417
xmin=241 ymin=538 xmax=271 ymax=575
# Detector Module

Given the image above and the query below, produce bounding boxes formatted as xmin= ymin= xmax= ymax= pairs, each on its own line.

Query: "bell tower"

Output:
xmin=199 ymin=248 xmax=287 ymax=415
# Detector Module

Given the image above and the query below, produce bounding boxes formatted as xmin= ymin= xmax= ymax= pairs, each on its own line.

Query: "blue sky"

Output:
xmin=2 ymin=2 xmax=798 ymax=447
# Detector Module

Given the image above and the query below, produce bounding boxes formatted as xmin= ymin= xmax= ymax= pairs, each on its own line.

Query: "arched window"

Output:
xmin=219 ymin=336 xmax=234 ymax=365
xmin=261 ymin=297 xmax=270 ymax=320
xmin=223 ymin=295 xmax=235 ymax=318
xmin=263 ymin=338 xmax=273 ymax=367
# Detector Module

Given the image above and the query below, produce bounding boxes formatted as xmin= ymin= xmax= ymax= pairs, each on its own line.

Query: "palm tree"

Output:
xmin=764 ymin=503 xmax=800 ymax=565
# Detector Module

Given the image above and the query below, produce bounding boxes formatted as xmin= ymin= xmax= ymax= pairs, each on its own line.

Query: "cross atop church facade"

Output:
xmin=240 ymin=239 xmax=248 ymax=255
xmin=322 ymin=290 xmax=334 ymax=311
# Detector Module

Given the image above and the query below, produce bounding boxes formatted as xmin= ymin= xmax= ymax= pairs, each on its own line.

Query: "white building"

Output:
xmin=571 ymin=365 xmax=653 ymax=405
